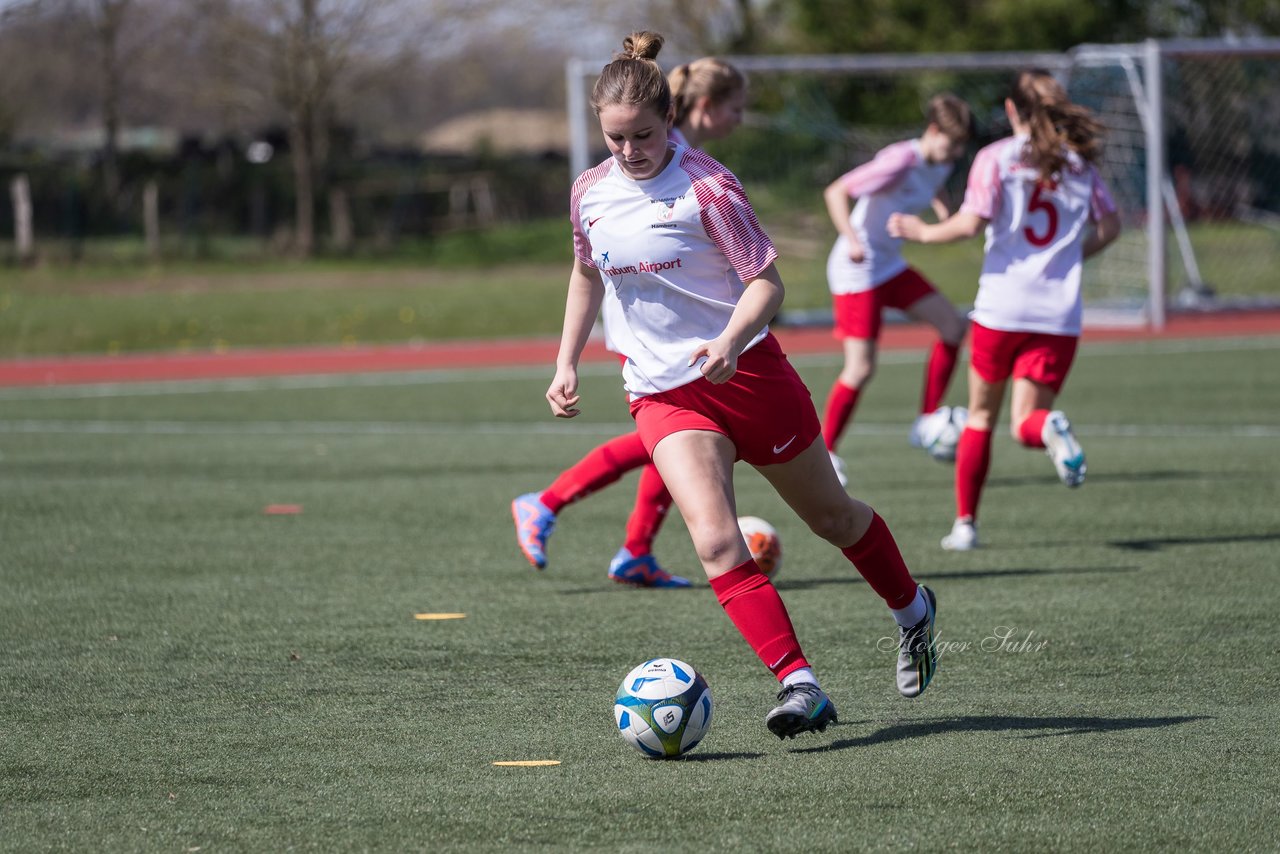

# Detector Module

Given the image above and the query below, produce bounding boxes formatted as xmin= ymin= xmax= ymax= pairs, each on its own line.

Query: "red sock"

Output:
xmin=840 ymin=513 xmax=918 ymax=609
xmin=1017 ymin=409 xmax=1049 ymax=449
xmin=955 ymin=426 xmax=993 ymax=520
xmin=710 ymin=561 xmax=810 ymax=680
xmin=822 ymin=381 xmax=861 ymax=452
xmin=540 ymin=432 xmax=649 ymax=513
xmin=622 ymin=464 xmax=671 ymax=557
xmin=921 ymin=340 xmax=960 ymax=414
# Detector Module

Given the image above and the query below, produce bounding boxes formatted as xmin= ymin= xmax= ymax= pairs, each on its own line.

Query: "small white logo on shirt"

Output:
xmin=772 ymin=435 xmax=797 ymax=454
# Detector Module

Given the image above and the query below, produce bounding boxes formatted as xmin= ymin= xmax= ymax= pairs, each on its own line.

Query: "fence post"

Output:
xmin=329 ymin=187 xmax=353 ymax=251
xmin=144 ymin=179 xmax=160 ymax=260
xmin=10 ymin=173 xmax=34 ymax=264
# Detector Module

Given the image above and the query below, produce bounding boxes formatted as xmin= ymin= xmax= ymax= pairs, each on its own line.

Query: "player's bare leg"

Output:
xmin=652 ymin=429 xmax=836 ymax=738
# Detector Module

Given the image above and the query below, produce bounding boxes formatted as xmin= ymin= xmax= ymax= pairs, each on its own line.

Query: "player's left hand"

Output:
xmin=546 ymin=366 xmax=581 ymax=418
xmin=688 ymin=339 xmax=738 ymax=385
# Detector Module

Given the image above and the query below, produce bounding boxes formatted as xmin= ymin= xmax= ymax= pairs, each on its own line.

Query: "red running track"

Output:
xmin=1 ymin=310 xmax=1277 ymax=387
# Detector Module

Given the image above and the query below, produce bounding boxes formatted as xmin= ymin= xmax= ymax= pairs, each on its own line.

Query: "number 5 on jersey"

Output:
xmin=1024 ymin=183 xmax=1059 ymax=247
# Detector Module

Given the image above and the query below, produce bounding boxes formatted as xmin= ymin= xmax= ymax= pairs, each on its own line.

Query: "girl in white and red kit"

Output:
xmin=890 ymin=69 xmax=1122 ymax=551
xmin=511 ymin=57 xmax=748 ymax=588
xmin=545 ymin=31 xmax=940 ymax=739
xmin=821 ymin=94 xmax=973 ymax=484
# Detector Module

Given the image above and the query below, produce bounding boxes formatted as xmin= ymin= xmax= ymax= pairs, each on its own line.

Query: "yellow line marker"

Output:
xmin=414 ymin=612 xmax=467 ymax=620
xmin=492 ymin=760 xmax=561 ymax=767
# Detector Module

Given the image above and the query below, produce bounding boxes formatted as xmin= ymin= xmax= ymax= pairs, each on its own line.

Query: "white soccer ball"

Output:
xmin=923 ymin=405 xmax=968 ymax=462
xmin=614 ymin=658 xmax=713 ymax=759
xmin=738 ymin=515 xmax=782 ymax=579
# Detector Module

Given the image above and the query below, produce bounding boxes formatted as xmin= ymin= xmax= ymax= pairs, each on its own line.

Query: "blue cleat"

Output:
xmin=607 ymin=548 xmax=692 ymax=588
xmin=512 ymin=493 xmax=556 ymax=569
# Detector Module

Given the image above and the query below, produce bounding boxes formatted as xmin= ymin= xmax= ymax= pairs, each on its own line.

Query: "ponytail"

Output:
xmin=1010 ymin=69 xmax=1104 ymax=181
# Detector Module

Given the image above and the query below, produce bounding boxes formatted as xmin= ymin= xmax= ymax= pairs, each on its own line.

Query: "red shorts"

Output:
xmin=832 ymin=267 xmax=937 ymax=340
xmin=969 ymin=321 xmax=1079 ymax=393
xmin=629 ymin=333 xmax=821 ymax=467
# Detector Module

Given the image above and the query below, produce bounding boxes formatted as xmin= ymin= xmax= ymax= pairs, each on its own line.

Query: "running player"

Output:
xmin=545 ymin=31 xmax=940 ymax=738
xmin=820 ymin=94 xmax=973 ymax=485
xmin=512 ymin=58 xmax=748 ymax=588
xmin=889 ymin=69 xmax=1122 ymax=551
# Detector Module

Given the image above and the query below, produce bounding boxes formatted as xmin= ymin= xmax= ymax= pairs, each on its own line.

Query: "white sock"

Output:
xmin=781 ymin=667 xmax=818 ymax=689
xmin=891 ymin=586 xmax=927 ymax=628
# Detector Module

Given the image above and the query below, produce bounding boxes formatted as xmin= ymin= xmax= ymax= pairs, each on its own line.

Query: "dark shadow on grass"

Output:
xmin=919 ymin=565 xmax=1141 ymax=581
xmin=675 ymin=751 xmax=766 ymax=762
xmin=778 ymin=564 xmax=1139 ymax=591
xmin=1109 ymin=532 xmax=1280 ymax=552
xmin=554 ymin=583 xmax=708 ymax=595
xmin=790 ymin=714 xmax=1210 ymax=754
xmin=987 ymin=469 xmax=1205 ymax=488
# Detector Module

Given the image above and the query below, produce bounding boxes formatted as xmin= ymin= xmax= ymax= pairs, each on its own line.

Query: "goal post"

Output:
xmin=567 ymin=38 xmax=1280 ymax=330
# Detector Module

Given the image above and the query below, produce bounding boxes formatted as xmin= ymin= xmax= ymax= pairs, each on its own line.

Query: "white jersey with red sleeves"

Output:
xmin=572 ymin=143 xmax=778 ymax=397
xmin=960 ymin=134 xmax=1117 ymax=336
xmin=827 ymin=139 xmax=953 ymax=293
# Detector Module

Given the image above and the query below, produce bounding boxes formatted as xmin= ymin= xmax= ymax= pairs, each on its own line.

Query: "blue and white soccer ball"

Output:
xmin=613 ymin=658 xmax=713 ymax=758
xmin=922 ymin=405 xmax=969 ymax=462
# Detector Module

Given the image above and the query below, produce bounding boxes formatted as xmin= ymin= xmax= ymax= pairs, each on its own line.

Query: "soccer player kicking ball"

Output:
xmin=544 ymin=31 xmax=940 ymax=739
xmin=512 ymin=57 xmax=750 ymax=589
xmin=890 ymin=69 xmax=1122 ymax=551
xmin=820 ymin=94 xmax=973 ymax=484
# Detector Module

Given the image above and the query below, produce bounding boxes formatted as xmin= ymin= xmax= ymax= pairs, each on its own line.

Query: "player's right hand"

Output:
xmin=887 ymin=213 xmax=924 ymax=241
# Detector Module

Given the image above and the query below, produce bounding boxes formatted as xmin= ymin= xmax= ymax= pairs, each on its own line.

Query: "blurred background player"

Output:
xmin=820 ymin=94 xmax=973 ymax=485
xmin=545 ymin=31 xmax=939 ymax=738
xmin=890 ymin=69 xmax=1121 ymax=551
xmin=512 ymin=57 xmax=748 ymax=588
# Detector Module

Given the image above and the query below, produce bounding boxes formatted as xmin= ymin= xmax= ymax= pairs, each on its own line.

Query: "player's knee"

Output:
xmin=686 ymin=521 xmax=746 ymax=566
xmin=841 ymin=363 xmax=874 ymax=387
xmin=804 ymin=505 xmax=859 ymax=546
xmin=942 ymin=314 xmax=968 ymax=345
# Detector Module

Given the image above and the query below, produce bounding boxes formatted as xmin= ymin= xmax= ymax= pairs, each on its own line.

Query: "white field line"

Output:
xmin=0 ymin=334 xmax=1275 ymax=402
xmin=0 ymin=419 xmax=1276 ymax=439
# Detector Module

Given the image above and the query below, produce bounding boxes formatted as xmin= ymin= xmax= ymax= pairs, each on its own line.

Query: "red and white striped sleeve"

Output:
xmin=960 ymin=139 xmax=1005 ymax=221
xmin=682 ymin=150 xmax=778 ymax=282
xmin=569 ymin=161 xmax=612 ymax=267
xmin=838 ymin=140 xmax=918 ymax=198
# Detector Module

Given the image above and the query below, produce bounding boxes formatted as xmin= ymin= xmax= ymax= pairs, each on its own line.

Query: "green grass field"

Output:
xmin=2 ymin=336 xmax=1278 ymax=851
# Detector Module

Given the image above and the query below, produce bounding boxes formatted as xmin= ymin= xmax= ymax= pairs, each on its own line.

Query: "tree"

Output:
xmin=193 ymin=0 xmax=490 ymax=257
xmin=645 ymin=0 xmax=789 ymax=54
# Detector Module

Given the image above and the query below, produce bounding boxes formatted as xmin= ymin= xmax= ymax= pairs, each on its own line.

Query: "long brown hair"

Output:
xmin=926 ymin=93 xmax=973 ymax=142
xmin=669 ymin=57 xmax=746 ymax=127
xmin=1010 ymin=69 xmax=1104 ymax=181
xmin=590 ymin=31 xmax=671 ymax=120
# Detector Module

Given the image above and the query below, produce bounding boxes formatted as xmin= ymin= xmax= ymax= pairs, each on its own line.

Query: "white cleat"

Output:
xmin=1042 ymin=410 xmax=1086 ymax=488
xmin=940 ymin=518 xmax=978 ymax=551
xmin=829 ymin=450 xmax=849 ymax=488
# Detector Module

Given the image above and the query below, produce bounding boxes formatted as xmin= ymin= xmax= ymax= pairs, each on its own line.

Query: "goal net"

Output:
xmin=567 ymin=38 xmax=1280 ymax=329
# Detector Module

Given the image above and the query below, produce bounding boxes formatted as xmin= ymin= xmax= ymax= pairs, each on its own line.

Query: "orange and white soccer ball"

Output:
xmin=738 ymin=516 xmax=782 ymax=579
